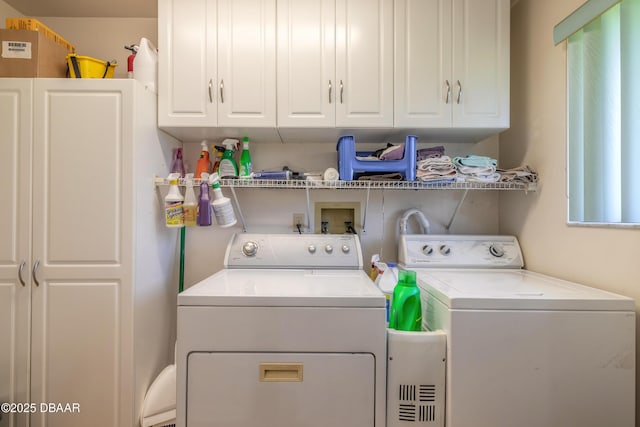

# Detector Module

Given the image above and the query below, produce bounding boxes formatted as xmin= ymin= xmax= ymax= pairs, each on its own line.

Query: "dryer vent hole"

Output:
xmin=398 ymin=384 xmax=438 ymax=423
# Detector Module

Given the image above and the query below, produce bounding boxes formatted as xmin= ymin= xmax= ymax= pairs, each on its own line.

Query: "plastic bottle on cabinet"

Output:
xmin=209 ymin=173 xmax=237 ymax=227
xmin=195 ymin=141 xmax=211 ymax=179
xmin=133 ymin=37 xmax=158 ymax=93
xmin=197 ymin=173 xmax=212 ymax=226
xmin=389 ymin=270 xmax=422 ymax=331
xmin=183 ymin=173 xmax=197 ymax=227
xmin=164 ymin=173 xmax=184 ymax=228
xmin=239 ymin=137 xmax=252 ymax=178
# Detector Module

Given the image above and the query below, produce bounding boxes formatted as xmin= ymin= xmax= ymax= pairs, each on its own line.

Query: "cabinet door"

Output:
xmin=0 ymin=78 xmax=32 ymax=427
xmin=277 ymin=0 xmax=335 ymax=127
xmin=217 ymin=0 xmax=276 ymax=126
xmin=452 ymin=0 xmax=510 ymax=128
xmin=335 ymin=0 xmax=393 ymax=127
xmin=29 ymin=80 xmax=132 ymax=427
xmin=158 ymin=0 xmax=217 ymax=127
xmin=394 ymin=0 xmax=452 ymax=128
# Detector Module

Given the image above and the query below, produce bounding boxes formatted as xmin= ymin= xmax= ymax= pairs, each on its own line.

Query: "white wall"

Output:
xmin=500 ymin=0 xmax=640 ymax=421
xmin=0 ymin=0 xmax=22 ymax=21
xmin=181 ymin=136 xmax=503 ymax=286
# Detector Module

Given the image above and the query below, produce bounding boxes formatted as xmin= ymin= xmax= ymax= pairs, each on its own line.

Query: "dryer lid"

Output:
xmin=416 ymin=269 xmax=635 ymax=311
xmin=178 ymin=269 xmax=385 ymax=308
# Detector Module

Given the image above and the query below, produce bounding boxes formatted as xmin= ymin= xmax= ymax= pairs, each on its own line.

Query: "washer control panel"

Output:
xmin=225 ymin=233 xmax=363 ymax=269
xmin=398 ymin=235 xmax=524 ymax=268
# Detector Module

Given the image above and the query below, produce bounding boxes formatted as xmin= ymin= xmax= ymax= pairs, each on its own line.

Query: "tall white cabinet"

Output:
xmin=158 ymin=0 xmax=276 ymax=129
xmin=394 ymin=0 xmax=510 ymax=129
xmin=277 ymin=0 xmax=393 ymax=128
xmin=0 ymin=78 xmax=179 ymax=427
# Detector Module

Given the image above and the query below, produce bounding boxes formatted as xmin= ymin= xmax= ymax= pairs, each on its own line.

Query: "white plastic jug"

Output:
xmin=133 ymin=37 xmax=158 ymax=93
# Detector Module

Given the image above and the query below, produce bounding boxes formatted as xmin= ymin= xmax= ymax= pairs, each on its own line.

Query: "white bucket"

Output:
xmin=133 ymin=37 xmax=158 ymax=93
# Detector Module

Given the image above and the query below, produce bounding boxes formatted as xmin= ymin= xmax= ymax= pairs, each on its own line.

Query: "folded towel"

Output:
xmin=417 ymin=156 xmax=457 ymax=182
xmin=452 ymin=155 xmax=497 ymax=169
xmin=497 ymin=165 xmax=538 ymax=183
xmin=417 ymin=146 xmax=445 ymax=161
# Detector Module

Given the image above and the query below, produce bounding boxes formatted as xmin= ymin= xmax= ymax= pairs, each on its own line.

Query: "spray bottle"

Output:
xmin=209 ymin=173 xmax=237 ymax=227
xmin=164 ymin=173 xmax=184 ymax=228
xmin=197 ymin=173 xmax=212 ymax=226
xmin=183 ymin=173 xmax=197 ymax=226
xmin=124 ymin=44 xmax=138 ymax=79
xmin=217 ymin=139 xmax=239 ymax=178
xmin=239 ymin=137 xmax=253 ymax=178
xmin=195 ymin=140 xmax=211 ymax=179
xmin=170 ymin=147 xmax=185 ymax=177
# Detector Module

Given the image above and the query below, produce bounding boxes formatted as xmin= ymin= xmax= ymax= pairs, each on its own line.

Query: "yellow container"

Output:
xmin=6 ymin=17 xmax=76 ymax=53
xmin=66 ymin=54 xmax=117 ymax=78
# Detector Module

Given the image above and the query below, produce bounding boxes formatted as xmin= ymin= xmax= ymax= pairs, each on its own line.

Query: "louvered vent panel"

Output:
xmin=397 ymin=384 xmax=439 ymax=424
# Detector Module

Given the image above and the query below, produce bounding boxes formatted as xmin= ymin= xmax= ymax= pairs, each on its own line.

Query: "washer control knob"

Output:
xmin=489 ymin=244 xmax=505 ymax=258
xmin=439 ymin=245 xmax=451 ymax=256
xmin=308 ymin=244 xmax=317 ymax=254
xmin=242 ymin=241 xmax=258 ymax=257
xmin=342 ymin=245 xmax=350 ymax=253
xmin=421 ymin=245 xmax=434 ymax=255
xmin=325 ymin=244 xmax=334 ymax=254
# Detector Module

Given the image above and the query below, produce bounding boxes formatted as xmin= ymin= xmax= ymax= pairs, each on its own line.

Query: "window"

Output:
xmin=561 ymin=0 xmax=640 ymax=224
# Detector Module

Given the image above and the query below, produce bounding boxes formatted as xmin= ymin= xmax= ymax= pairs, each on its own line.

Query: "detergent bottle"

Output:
xmin=183 ymin=173 xmax=197 ymax=227
xmin=239 ymin=137 xmax=252 ymax=178
xmin=133 ymin=37 xmax=158 ymax=93
xmin=209 ymin=173 xmax=237 ymax=227
xmin=218 ymin=139 xmax=239 ymax=178
xmin=389 ymin=270 xmax=422 ymax=331
xmin=164 ymin=173 xmax=184 ymax=228
xmin=195 ymin=141 xmax=211 ymax=179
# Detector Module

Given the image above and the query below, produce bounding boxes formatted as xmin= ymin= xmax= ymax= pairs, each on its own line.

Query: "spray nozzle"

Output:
xmin=167 ymin=172 xmax=181 ymax=185
xmin=124 ymin=44 xmax=139 ymax=53
xmin=185 ymin=173 xmax=194 ymax=185
xmin=209 ymin=172 xmax=222 ymax=188
xmin=221 ymin=138 xmax=239 ymax=151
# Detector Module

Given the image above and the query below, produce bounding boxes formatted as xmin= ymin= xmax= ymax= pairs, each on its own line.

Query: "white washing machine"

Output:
xmin=177 ymin=233 xmax=386 ymax=427
xmin=398 ymin=234 xmax=636 ymax=427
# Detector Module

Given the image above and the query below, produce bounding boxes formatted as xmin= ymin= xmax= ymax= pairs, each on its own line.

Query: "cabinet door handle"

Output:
xmin=32 ymin=259 xmax=40 ymax=287
xmin=328 ymin=80 xmax=332 ymax=104
xmin=208 ymin=79 xmax=213 ymax=103
xmin=445 ymin=80 xmax=451 ymax=104
xmin=220 ymin=80 xmax=225 ymax=104
xmin=456 ymin=80 xmax=462 ymax=104
xmin=18 ymin=260 xmax=26 ymax=286
xmin=340 ymin=80 xmax=344 ymax=104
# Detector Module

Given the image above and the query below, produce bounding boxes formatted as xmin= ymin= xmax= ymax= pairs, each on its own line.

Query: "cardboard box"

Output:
xmin=0 ymin=29 xmax=68 ymax=77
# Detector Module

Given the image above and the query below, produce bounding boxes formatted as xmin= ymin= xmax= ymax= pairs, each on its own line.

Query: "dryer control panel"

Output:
xmin=398 ymin=235 xmax=524 ymax=269
xmin=224 ymin=233 xmax=363 ymax=269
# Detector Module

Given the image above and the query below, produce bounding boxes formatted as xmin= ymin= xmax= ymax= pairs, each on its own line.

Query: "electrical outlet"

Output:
xmin=292 ymin=213 xmax=306 ymax=231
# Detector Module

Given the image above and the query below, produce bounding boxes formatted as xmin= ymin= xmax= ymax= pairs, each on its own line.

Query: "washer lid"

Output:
xmin=416 ymin=269 xmax=635 ymax=311
xmin=178 ymin=269 xmax=385 ymax=308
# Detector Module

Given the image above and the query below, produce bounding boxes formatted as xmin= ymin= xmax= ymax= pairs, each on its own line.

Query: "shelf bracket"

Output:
xmin=362 ymin=187 xmax=370 ymax=233
xmin=446 ymin=189 xmax=469 ymax=231
xmin=305 ymin=186 xmax=312 ymax=232
xmin=229 ymin=186 xmax=247 ymax=232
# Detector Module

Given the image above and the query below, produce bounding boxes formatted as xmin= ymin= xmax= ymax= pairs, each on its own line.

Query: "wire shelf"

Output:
xmin=154 ymin=177 xmax=537 ymax=192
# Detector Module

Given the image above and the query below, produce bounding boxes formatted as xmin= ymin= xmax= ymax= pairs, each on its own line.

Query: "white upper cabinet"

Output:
xmin=277 ymin=0 xmax=393 ymax=128
xmin=394 ymin=0 xmax=510 ymax=130
xmin=159 ymin=0 xmax=276 ymax=128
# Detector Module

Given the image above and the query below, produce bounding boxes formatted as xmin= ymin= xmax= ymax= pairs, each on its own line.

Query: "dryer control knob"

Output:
xmin=342 ymin=245 xmax=350 ymax=253
xmin=439 ymin=245 xmax=451 ymax=256
xmin=421 ymin=245 xmax=434 ymax=255
xmin=489 ymin=244 xmax=505 ymax=258
xmin=242 ymin=241 xmax=258 ymax=257
xmin=308 ymin=244 xmax=317 ymax=254
xmin=325 ymin=244 xmax=334 ymax=254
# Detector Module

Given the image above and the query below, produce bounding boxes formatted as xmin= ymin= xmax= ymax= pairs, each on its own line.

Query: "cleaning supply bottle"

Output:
xmin=376 ymin=262 xmax=399 ymax=326
xmin=217 ymin=139 xmax=239 ymax=178
xmin=133 ymin=37 xmax=158 ymax=93
xmin=209 ymin=173 xmax=237 ymax=227
xmin=170 ymin=147 xmax=185 ymax=177
xmin=211 ymin=145 xmax=224 ymax=175
xmin=197 ymin=173 xmax=212 ymax=226
xmin=164 ymin=173 xmax=184 ymax=228
xmin=183 ymin=173 xmax=197 ymax=226
xmin=239 ymin=137 xmax=252 ymax=178
xmin=389 ymin=270 xmax=422 ymax=331
xmin=195 ymin=140 xmax=211 ymax=179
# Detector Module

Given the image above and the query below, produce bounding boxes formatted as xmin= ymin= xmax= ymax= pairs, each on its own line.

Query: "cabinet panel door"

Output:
xmin=452 ymin=0 xmax=510 ymax=128
xmin=217 ymin=0 xmax=276 ymax=126
xmin=158 ymin=0 xmax=217 ymax=126
xmin=277 ymin=0 xmax=335 ymax=127
xmin=0 ymin=78 xmax=32 ymax=427
xmin=30 ymin=80 xmax=132 ymax=427
xmin=394 ymin=0 xmax=452 ymax=128
xmin=336 ymin=0 xmax=393 ymax=127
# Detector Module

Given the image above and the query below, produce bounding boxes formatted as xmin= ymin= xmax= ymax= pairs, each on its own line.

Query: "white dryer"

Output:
xmin=399 ymin=234 xmax=635 ymax=427
xmin=177 ymin=233 xmax=386 ymax=427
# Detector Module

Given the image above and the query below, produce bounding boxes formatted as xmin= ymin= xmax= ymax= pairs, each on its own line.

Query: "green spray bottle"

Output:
xmin=389 ymin=270 xmax=422 ymax=331
xmin=217 ymin=139 xmax=239 ymax=178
